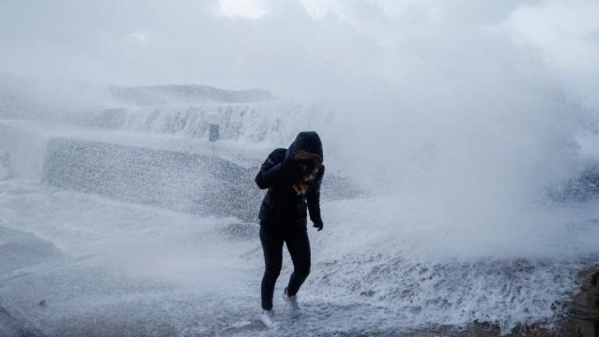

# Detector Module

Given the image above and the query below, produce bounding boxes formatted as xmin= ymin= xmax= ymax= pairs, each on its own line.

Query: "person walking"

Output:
xmin=254 ymin=131 xmax=325 ymax=327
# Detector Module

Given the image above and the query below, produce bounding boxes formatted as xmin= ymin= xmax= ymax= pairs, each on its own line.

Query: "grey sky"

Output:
xmin=0 ymin=0 xmax=598 ymax=105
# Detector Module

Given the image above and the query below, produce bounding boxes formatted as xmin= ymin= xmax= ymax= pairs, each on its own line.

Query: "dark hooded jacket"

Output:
xmin=255 ymin=132 xmax=325 ymax=228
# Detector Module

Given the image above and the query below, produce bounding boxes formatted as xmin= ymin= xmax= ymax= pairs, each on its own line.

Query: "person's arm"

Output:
xmin=307 ymin=165 xmax=325 ymax=231
xmin=255 ymin=149 xmax=301 ymax=189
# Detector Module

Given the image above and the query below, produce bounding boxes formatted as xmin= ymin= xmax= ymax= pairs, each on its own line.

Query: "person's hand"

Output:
xmin=282 ymin=156 xmax=304 ymax=183
xmin=313 ymin=220 xmax=323 ymax=231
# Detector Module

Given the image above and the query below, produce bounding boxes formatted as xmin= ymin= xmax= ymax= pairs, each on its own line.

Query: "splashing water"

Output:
xmin=2 ymin=1 xmax=599 ymax=335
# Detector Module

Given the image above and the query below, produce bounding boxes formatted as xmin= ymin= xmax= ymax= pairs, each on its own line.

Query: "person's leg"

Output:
xmin=260 ymin=226 xmax=284 ymax=310
xmin=285 ymin=227 xmax=311 ymax=296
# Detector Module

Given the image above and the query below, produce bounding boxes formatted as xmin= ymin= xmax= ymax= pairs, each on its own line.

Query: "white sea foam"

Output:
xmin=2 ymin=1 xmax=599 ymax=335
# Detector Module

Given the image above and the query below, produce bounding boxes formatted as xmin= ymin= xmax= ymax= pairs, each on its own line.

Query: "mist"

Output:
xmin=2 ymin=0 xmax=599 ymax=335
xmin=2 ymin=0 xmax=599 ymax=279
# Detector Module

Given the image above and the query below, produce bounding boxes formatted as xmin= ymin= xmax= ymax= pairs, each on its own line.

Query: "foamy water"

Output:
xmin=2 ymin=1 xmax=599 ymax=335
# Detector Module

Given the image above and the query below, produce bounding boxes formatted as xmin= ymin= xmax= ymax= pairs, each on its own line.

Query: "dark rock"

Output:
xmin=560 ymin=269 xmax=599 ymax=337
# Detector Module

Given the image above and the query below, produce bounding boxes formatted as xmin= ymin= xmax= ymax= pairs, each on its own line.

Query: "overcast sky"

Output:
xmin=0 ymin=0 xmax=598 ymax=105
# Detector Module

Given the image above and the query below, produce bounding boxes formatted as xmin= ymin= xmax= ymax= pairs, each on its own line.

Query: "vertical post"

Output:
xmin=209 ymin=124 xmax=220 ymax=142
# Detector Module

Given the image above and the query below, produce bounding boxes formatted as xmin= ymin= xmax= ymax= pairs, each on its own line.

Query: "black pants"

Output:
xmin=260 ymin=225 xmax=311 ymax=311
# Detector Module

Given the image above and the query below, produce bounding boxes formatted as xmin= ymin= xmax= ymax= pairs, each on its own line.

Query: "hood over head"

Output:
xmin=287 ymin=131 xmax=323 ymax=164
